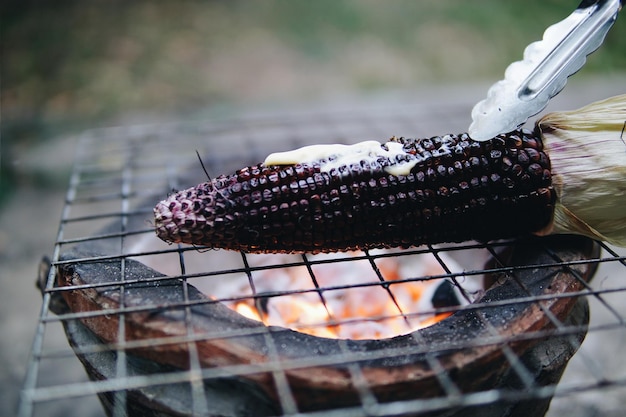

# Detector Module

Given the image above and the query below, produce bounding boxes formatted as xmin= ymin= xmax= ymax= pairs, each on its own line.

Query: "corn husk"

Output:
xmin=537 ymin=94 xmax=626 ymax=246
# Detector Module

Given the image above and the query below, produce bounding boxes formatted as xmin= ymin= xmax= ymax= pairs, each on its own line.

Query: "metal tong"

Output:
xmin=469 ymin=0 xmax=623 ymax=141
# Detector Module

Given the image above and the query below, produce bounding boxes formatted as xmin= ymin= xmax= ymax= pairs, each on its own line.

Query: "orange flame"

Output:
xmin=228 ymin=253 xmax=454 ymax=340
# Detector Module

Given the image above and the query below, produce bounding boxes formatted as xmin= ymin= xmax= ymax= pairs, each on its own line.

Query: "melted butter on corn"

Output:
xmin=263 ymin=139 xmax=452 ymax=176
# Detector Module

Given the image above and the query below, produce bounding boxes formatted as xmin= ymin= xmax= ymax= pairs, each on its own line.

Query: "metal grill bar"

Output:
xmin=34 ymin=295 xmax=600 ymax=356
xmin=240 ymin=252 xmax=300 ymax=414
xmin=299 ymin=253 xmax=381 ymax=412
xmin=40 ymin=256 xmax=623 ymax=323
xmin=18 ymin=92 xmax=626 ymax=417
xmin=179 ymin=249 xmax=212 ymax=416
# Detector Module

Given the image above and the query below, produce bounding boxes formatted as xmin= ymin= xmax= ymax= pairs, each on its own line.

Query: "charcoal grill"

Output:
xmin=19 ymin=90 xmax=626 ymax=417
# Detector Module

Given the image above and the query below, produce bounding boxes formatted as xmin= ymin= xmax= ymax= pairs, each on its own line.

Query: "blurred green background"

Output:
xmin=2 ymin=0 xmax=625 ymax=205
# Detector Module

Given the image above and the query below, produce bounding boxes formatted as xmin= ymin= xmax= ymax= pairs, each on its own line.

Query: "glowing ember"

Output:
xmin=219 ymin=251 xmax=481 ymax=340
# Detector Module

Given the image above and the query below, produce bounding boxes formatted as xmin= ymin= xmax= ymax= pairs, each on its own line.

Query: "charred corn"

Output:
xmin=154 ymin=128 xmax=555 ymax=253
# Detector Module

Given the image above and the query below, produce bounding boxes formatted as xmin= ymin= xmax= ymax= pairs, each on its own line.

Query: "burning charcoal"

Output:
xmin=219 ymin=252 xmax=463 ymax=339
xmin=154 ymin=95 xmax=626 ymax=253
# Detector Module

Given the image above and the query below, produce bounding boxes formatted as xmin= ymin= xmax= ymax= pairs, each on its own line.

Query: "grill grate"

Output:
xmin=19 ymin=93 xmax=626 ymax=417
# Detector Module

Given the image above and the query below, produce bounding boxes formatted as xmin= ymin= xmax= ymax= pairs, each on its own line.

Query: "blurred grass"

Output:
xmin=1 ymin=0 xmax=625 ymax=206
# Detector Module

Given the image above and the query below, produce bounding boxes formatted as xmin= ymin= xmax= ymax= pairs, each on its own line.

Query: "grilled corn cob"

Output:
xmin=154 ymin=94 xmax=626 ymax=253
xmin=155 ymin=129 xmax=555 ymax=253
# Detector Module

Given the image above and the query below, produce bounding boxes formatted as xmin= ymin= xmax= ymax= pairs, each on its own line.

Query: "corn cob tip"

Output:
xmin=154 ymin=181 xmax=231 ymax=246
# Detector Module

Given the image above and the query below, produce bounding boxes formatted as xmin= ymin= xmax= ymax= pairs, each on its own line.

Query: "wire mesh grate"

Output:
xmin=19 ymin=94 xmax=626 ymax=417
